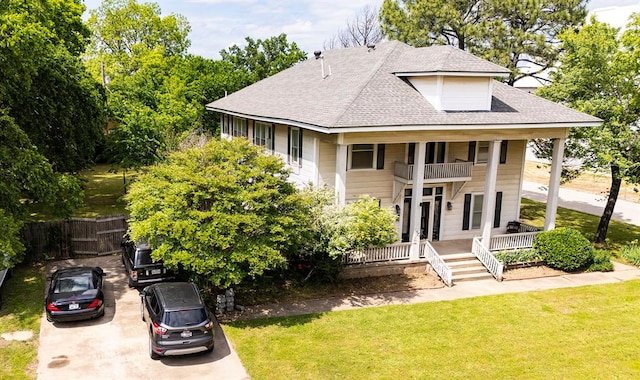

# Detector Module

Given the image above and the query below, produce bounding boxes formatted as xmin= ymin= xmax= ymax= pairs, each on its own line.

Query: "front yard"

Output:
xmin=226 ymin=280 xmax=640 ymax=379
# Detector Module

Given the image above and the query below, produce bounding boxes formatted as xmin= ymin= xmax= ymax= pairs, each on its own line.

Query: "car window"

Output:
xmin=148 ymin=292 xmax=160 ymax=315
xmin=163 ymin=308 xmax=207 ymax=327
xmin=54 ymin=275 xmax=93 ymax=293
xmin=135 ymin=249 xmax=155 ymax=266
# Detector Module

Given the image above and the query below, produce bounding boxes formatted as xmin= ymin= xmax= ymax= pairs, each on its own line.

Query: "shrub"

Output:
xmin=587 ymin=249 xmax=614 ymax=272
xmin=533 ymin=228 xmax=594 ymax=271
xmin=621 ymin=242 xmax=640 ymax=266
xmin=494 ymin=249 xmax=541 ymax=265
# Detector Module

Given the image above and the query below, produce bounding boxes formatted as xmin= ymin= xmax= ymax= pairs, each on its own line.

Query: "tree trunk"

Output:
xmin=595 ymin=164 xmax=621 ymax=244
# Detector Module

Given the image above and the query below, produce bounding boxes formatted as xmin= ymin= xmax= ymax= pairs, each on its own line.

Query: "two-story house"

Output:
xmin=206 ymin=41 xmax=600 ymax=284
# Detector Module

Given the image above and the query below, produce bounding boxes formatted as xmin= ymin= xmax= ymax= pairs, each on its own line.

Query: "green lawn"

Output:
xmin=0 ymin=265 xmax=46 ymax=380
xmin=520 ymin=198 xmax=640 ymax=254
xmin=225 ymin=280 xmax=640 ymax=379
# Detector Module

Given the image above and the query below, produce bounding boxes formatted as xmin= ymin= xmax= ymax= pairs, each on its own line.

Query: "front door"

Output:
xmin=402 ymin=186 xmax=444 ymax=242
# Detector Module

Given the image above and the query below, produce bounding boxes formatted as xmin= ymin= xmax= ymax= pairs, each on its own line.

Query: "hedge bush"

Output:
xmin=533 ymin=228 xmax=594 ymax=271
xmin=587 ymin=249 xmax=614 ymax=272
xmin=621 ymin=242 xmax=640 ymax=266
xmin=494 ymin=249 xmax=541 ymax=265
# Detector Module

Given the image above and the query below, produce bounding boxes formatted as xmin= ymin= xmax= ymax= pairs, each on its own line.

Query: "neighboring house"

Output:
xmin=206 ymin=41 xmax=600 ymax=283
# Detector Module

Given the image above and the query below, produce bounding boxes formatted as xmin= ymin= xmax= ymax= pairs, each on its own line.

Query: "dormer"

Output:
xmin=393 ymin=45 xmax=511 ymax=111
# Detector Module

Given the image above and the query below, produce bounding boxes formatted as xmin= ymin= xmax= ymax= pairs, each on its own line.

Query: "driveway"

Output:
xmin=36 ymin=255 xmax=249 ymax=380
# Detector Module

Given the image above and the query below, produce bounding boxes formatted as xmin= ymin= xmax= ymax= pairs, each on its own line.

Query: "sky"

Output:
xmin=82 ymin=0 xmax=640 ymax=60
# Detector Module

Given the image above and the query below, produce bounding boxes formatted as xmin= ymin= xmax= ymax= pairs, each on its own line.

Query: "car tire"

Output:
xmin=149 ymin=334 xmax=160 ymax=360
xmin=46 ymin=313 xmax=52 ymax=323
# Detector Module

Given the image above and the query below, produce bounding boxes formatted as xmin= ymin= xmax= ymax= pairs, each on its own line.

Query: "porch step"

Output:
xmin=441 ymin=252 xmax=493 ymax=282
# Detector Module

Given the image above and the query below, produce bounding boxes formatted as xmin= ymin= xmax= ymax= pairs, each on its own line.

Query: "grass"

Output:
xmin=0 ymin=265 xmax=47 ymax=380
xmin=225 ymin=280 xmax=640 ymax=379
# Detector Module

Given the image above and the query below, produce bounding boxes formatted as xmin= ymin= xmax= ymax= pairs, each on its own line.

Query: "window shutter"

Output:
xmin=468 ymin=141 xmax=476 ymax=162
xmin=493 ymin=191 xmax=502 ymax=228
xmin=500 ymin=141 xmax=508 ymax=164
xmin=463 ymin=194 xmax=471 ymax=230
xmin=377 ymin=144 xmax=385 ymax=169
xmin=270 ymin=124 xmax=275 ymax=151
xmin=298 ymin=129 xmax=303 ymax=161
xmin=252 ymin=121 xmax=257 ymax=144
xmin=287 ymin=127 xmax=291 ymax=160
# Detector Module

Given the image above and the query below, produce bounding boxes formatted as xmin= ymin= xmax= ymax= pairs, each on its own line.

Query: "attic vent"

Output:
xmin=314 ymin=50 xmax=322 ymax=59
xmin=367 ymin=43 xmax=376 ymax=52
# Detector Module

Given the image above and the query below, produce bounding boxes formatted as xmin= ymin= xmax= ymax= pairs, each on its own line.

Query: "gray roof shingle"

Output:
xmin=206 ymin=41 xmax=601 ymax=132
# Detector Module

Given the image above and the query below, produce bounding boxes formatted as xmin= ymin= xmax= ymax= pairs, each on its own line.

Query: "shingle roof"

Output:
xmin=206 ymin=41 xmax=601 ymax=132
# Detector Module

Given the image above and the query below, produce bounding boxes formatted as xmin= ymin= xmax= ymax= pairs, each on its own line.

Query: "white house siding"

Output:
xmin=318 ymin=140 xmax=337 ymax=188
xmin=344 ymin=143 xmax=404 ymax=206
xmin=441 ymin=77 xmax=492 ymax=111
xmin=441 ymin=140 xmax=526 ymax=241
xmin=408 ymin=76 xmax=441 ymax=110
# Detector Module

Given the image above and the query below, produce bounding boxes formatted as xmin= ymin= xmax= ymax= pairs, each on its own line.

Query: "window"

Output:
xmin=471 ymin=194 xmax=483 ymax=229
xmin=349 ymin=144 xmax=385 ymax=170
xmin=254 ymin=122 xmax=273 ymax=150
xmin=462 ymin=192 xmax=502 ymax=230
xmin=288 ymin=127 xmax=302 ymax=165
xmin=476 ymin=141 xmax=489 ymax=163
xmin=221 ymin=115 xmax=229 ymax=135
xmin=232 ymin=117 xmax=248 ymax=138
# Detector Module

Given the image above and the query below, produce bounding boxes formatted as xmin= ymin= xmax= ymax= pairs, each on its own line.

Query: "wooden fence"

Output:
xmin=21 ymin=215 xmax=128 ymax=261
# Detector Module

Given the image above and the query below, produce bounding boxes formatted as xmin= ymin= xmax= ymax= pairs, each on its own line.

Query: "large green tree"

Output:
xmin=0 ymin=0 xmax=106 ymax=172
xmin=379 ymin=0 xmax=588 ymax=85
xmin=125 ymin=138 xmax=313 ymax=288
xmin=220 ymin=33 xmax=307 ymax=85
xmin=537 ymin=17 xmax=640 ymax=243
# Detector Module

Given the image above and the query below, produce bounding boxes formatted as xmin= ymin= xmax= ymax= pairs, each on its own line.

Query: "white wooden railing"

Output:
xmin=394 ymin=162 xmax=473 ymax=182
xmin=421 ymin=240 xmax=453 ymax=287
xmin=343 ymin=242 xmax=411 ymax=264
xmin=472 ymin=237 xmax=503 ymax=281
xmin=490 ymin=232 xmax=539 ymax=251
xmin=518 ymin=223 xmax=540 ymax=233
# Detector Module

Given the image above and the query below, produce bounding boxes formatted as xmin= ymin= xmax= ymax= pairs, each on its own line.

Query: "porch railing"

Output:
xmin=343 ymin=242 xmax=411 ymax=264
xmin=472 ymin=237 xmax=503 ymax=281
xmin=490 ymin=231 xmax=539 ymax=251
xmin=394 ymin=162 xmax=473 ymax=182
xmin=421 ymin=240 xmax=453 ymax=287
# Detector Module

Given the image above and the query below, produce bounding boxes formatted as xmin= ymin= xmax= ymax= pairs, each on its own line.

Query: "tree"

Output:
xmin=0 ymin=0 xmax=106 ymax=172
xmin=536 ymin=17 xmax=640 ymax=243
xmin=220 ymin=33 xmax=307 ymax=85
xmin=379 ymin=0 xmax=588 ymax=85
xmin=125 ymin=138 xmax=312 ymax=288
xmin=0 ymin=112 xmax=83 ymax=269
xmin=323 ymin=4 xmax=383 ymax=50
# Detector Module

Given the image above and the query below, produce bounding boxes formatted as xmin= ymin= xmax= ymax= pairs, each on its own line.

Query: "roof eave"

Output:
xmin=206 ymin=106 xmax=332 ymax=134
xmin=394 ymin=71 xmax=511 ymax=78
xmin=321 ymin=121 xmax=602 ymax=134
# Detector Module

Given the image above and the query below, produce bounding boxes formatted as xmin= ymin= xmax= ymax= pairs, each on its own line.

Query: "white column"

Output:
xmin=545 ymin=138 xmax=566 ymax=230
xmin=409 ymin=142 xmax=426 ymax=260
xmin=481 ymin=140 xmax=501 ymax=247
xmin=335 ymin=144 xmax=347 ymax=205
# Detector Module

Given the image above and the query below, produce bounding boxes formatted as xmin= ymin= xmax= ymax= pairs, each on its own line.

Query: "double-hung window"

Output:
xmin=232 ymin=117 xmax=248 ymax=138
xmin=349 ymin=144 xmax=385 ymax=170
xmin=288 ymin=127 xmax=302 ymax=165
xmin=254 ymin=122 xmax=274 ymax=151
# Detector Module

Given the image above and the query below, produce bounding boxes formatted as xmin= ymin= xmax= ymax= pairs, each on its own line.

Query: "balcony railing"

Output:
xmin=394 ymin=162 xmax=473 ymax=182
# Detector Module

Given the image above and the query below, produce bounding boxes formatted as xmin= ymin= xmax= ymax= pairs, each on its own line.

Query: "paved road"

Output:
xmin=37 ymin=255 xmax=249 ymax=380
xmin=522 ymin=180 xmax=640 ymax=226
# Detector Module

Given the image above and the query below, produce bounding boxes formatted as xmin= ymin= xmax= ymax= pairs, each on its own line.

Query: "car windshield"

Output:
xmin=135 ymin=249 xmax=156 ymax=266
xmin=54 ymin=275 xmax=93 ymax=293
xmin=163 ymin=308 xmax=207 ymax=327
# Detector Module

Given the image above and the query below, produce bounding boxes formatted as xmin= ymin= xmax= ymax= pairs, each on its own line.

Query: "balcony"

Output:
xmin=394 ymin=161 xmax=473 ymax=183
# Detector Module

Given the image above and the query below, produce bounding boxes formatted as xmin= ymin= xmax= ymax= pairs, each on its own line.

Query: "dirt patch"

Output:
xmin=503 ymin=265 xmax=566 ymax=280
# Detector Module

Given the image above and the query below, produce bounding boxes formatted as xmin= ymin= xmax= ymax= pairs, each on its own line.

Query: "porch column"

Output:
xmin=481 ymin=140 xmax=501 ymax=247
xmin=544 ymin=138 xmax=566 ymax=230
xmin=409 ymin=142 xmax=426 ymax=260
xmin=335 ymin=143 xmax=347 ymax=205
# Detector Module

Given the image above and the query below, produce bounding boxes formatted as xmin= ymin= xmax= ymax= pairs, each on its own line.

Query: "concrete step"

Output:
xmin=440 ymin=252 xmax=476 ymax=262
xmin=453 ymin=271 xmax=495 ymax=282
xmin=447 ymin=259 xmax=482 ymax=269
xmin=451 ymin=266 xmax=489 ymax=276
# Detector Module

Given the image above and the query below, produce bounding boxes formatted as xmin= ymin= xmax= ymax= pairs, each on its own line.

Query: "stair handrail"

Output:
xmin=472 ymin=237 xmax=503 ymax=281
xmin=421 ymin=240 xmax=453 ymax=287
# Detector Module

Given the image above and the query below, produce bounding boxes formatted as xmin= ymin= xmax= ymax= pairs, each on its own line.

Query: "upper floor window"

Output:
xmin=232 ymin=117 xmax=248 ymax=138
xmin=476 ymin=141 xmax=490 ymax=163
xmin=349 ymin=144 xmax=385 ymax=170
xmin=289 ymin=127 xmax=302 ymax=165
xmin=467 ymin=140 xmax=508 ymax=164
xmin=254 ymin=122 xmax=273 ymax=150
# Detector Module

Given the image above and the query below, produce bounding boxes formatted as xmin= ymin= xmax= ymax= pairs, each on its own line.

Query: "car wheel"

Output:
xmin=149 ymin=333 xmax=160 ymax=360
xmin=46 ymin=313 xmax=52 ymax=323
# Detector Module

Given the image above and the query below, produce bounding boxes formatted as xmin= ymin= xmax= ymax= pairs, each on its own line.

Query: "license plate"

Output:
xmin=181 ymin=330 xmax=192 ymax=338
xmin=69 ymin=303 xmax=80 ymax=310
xmin=150 ymin=269 xmax=161 ymax=275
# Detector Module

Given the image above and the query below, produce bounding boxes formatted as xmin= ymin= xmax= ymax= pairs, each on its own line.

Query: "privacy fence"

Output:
xmin=21 ymin=215 xmax=128 ymax=261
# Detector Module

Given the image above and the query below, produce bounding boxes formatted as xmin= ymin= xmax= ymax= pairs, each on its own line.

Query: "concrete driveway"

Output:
xmin=36 ymin=255 xmax=249 ymax=380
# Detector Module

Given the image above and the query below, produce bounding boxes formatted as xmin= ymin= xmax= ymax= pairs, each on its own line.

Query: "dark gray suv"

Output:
xmin=141 ymin=282 xmax=215 ymax=359
xmin=121 ymin=241 xmax=176 ymax=288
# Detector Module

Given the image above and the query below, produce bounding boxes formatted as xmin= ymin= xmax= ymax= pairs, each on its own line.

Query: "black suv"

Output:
xmin=121 ymin=241 xmax=175 ymax=288
xmin=141 ymin=282 xmax=215 ymax=359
